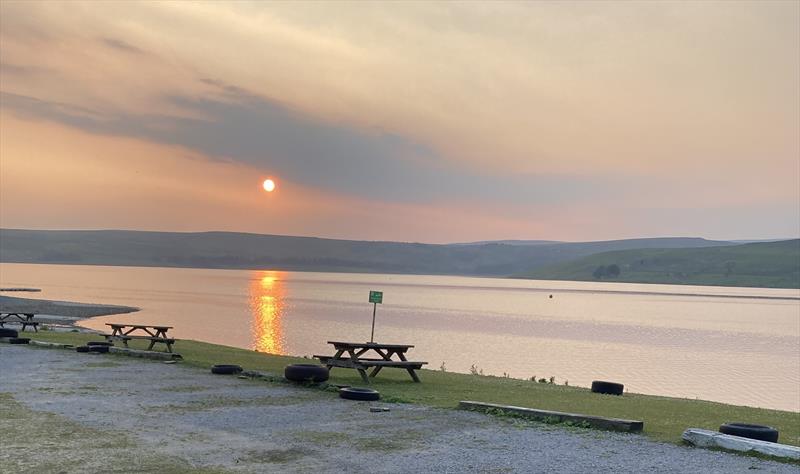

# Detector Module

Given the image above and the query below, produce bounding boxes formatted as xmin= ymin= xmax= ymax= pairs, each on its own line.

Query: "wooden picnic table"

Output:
xmin=314 ymin=341 xmax=427 ymax=384
xmin=104 ymin=323 xmax=176 ymax=352
xmin=0 ymin=312 xmax=35 ymax=322
xmin=0 ymin=313 xmax=40 ymax=331
xmin=107 ymin=323 xmax=172 ymax=338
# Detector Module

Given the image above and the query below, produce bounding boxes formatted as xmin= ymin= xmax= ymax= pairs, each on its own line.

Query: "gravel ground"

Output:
xmin=1 ymin=344 xmax=795 ymax=473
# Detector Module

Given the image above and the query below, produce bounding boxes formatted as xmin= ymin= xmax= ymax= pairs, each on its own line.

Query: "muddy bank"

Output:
xmin=0 ymin=295 xmax=138 ymax=326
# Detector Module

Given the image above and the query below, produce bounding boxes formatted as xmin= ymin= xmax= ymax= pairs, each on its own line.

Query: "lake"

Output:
xmin=1 ymin=262 xmax=798 ymax=411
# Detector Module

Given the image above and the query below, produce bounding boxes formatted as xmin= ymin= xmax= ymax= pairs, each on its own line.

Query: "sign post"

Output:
xmin=368 ymin=290 xmax=383 ymax=343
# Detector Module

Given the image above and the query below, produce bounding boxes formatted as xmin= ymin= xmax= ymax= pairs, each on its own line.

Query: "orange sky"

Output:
xmin=1 ymin=1 xmax=798 ymax=242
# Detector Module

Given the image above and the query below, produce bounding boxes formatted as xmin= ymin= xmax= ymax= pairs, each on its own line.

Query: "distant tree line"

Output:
xmin=592 ymin=264 xmax=621 ymax=279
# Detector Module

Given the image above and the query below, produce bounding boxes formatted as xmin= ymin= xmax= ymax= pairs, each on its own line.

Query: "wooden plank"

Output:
xmin=27 ymin=341 xmax=74 ymax=349
xmin=363 ymin=360 xmax=426 ymax=367
xmin=320 ymin=359 xmax=368 ymax=369
xmin=327 ymin=341 xmax=414 ymax=349
xmin=314 ymin=357 xmax=423 ymax=369
xmin=458 ymin=401 xmax=644 ymax=433
xmin=316 ymin=354 xmax=380 ymax=360
xmin=106 ymin=334 xmax=173 ymax=341
xmin=682 ymin=428 xmax=800 ymax=460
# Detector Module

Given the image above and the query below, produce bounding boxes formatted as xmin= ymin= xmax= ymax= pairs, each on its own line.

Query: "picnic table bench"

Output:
xmin=0 ymin=313 xmax=40 ymax=332
xmin=104 ymin=323 xmax=176 ymax=352
xmin=314 ymin=341 xmax=427 ymax=384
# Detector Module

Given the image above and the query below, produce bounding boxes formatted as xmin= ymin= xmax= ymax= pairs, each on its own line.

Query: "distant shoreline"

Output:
xmin=1 ymin=262 xmax=798 ymax=302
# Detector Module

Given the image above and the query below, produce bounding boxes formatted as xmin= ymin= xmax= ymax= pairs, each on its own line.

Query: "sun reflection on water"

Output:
xmin=248 ymin=270 xmax=286 ymax=354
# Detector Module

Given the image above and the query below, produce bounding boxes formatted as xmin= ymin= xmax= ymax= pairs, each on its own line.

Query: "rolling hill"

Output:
xmin=0 ymin=229 xmax=732 ymax=277
xmin=515 ymin=239 xmax=800 ymax=288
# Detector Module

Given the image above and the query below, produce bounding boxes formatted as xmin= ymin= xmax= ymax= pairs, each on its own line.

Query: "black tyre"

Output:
xmin=719 ymin=423 xmax=779 ymax=443
xmin=76 ymin=346 xmax=91 ymax=353
xmin=88 ymin=345 xmax=110 ymax=353
xmin=8 ymin=337 xmax=30 ymax=344
xmin=591 ymin=380 xmax=624 ymax=395
xmin=284 ymin=364 xmax=329 ymax=383
xmin=87 ymin=341 xmax=113 ymax=347
xmin=339 ymin=387 xmax=380 ymax=401
xmin=211 ymin=364 xmax=243 ymax=375
xmin=0 ymin=328 xmax=19 ymax=338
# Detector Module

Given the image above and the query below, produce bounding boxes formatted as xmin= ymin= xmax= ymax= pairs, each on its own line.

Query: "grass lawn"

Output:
xmin=28 ymin=330 xmax=800 ymax=449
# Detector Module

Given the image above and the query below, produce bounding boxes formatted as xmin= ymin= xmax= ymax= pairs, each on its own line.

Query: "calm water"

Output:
xmin=2 ymin=262 xmax=798 ymax=411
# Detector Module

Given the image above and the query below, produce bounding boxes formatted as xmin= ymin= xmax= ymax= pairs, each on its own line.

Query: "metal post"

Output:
xmin=370 ymin=302 xmax=377 ymax=343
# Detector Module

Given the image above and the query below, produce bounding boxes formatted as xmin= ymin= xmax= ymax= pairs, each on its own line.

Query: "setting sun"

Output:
xmin=262 ymin=179 xmax=276 ymax=192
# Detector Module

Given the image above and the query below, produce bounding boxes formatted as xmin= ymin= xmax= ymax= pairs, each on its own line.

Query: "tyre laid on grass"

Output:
xmin=87 ymin=341 xmax=113 ymax=347
xmin=284 ymin=364 xmax=329 ymax=383
xmin=339 ymin=387 xmax=380 ymax=401
xmin=719 ymin=423 xmax=779 ymax=443
xmin=8 ymin=337 xmax=30 ymax=344
xmin=88 ymin=345 xmax=110 ymax=353
xmin=0 ymin=328 xmax=19 ymax=338
xmin=591 ymin=381 xmax=624 ymax=396
xmin=211 ymin=364 xmax=243 ymax=375
xmin=76 ymin=346 xmax=91 ymax=353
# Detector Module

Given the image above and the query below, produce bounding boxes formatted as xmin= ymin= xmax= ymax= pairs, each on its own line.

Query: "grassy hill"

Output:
xmin=0 ymin=229 xmax=731 ymax=277
xmin=516 ymin=239 xmax=800 ymax=289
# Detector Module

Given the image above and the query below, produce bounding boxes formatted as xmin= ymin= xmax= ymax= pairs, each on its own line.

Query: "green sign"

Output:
xmin=369 ymin=290 xmax=383 ymax=304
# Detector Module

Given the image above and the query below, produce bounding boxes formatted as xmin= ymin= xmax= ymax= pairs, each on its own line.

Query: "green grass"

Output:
xmin=516 ymin=239 xmax=800 ymax=288
xmin=29 ymin=331 xmax=800 ymax=449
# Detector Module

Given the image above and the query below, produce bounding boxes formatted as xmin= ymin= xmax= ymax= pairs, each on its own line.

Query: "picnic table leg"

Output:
xmin=147 ymin=339 xmax=156 ymax=351
xmin=346 ymin=349 xmax=370 ymax=383
xmin=357 ymin=368 xmax=370 ymax=384
xmin=326 ymin=349 xmax=345 ymax=370
xmin=406 ymin=368 xmax=421 ymax=383
xmin=369 ymin=366 xmax=383 ymax=377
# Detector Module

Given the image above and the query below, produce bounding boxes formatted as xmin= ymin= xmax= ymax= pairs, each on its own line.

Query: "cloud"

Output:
xmin=2 ymin=1 xmax=797 ymax=175
xmin=1 ymin=88 xmax=617 ymax=206
xmin=99 ymin=37 xmax=147 ymax=55
xmin=0 ymin=112 xmax=600 ymax=242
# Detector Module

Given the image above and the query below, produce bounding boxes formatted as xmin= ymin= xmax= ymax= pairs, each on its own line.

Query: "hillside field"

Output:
xmin=516 ymin=239 xmax=800 ymax=289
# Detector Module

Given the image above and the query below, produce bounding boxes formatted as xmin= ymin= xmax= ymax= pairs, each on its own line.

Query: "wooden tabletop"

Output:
xmin=327 ymin=341 xmax=414 ymax=349
xmin=106 ymin=323 xmax=173 ymax=329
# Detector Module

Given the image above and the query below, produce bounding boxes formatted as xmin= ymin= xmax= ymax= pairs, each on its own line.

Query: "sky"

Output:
xmin=0 ymin=1 xmax=798 ymax=243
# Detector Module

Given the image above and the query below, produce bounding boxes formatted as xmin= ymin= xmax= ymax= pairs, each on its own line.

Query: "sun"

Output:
xmin=262 ymin=179 xmax=276 ymax=192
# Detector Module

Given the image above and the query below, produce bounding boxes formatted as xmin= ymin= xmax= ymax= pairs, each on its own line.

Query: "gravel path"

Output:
xmin=1 ymin=344 xmax=795 ymax=473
